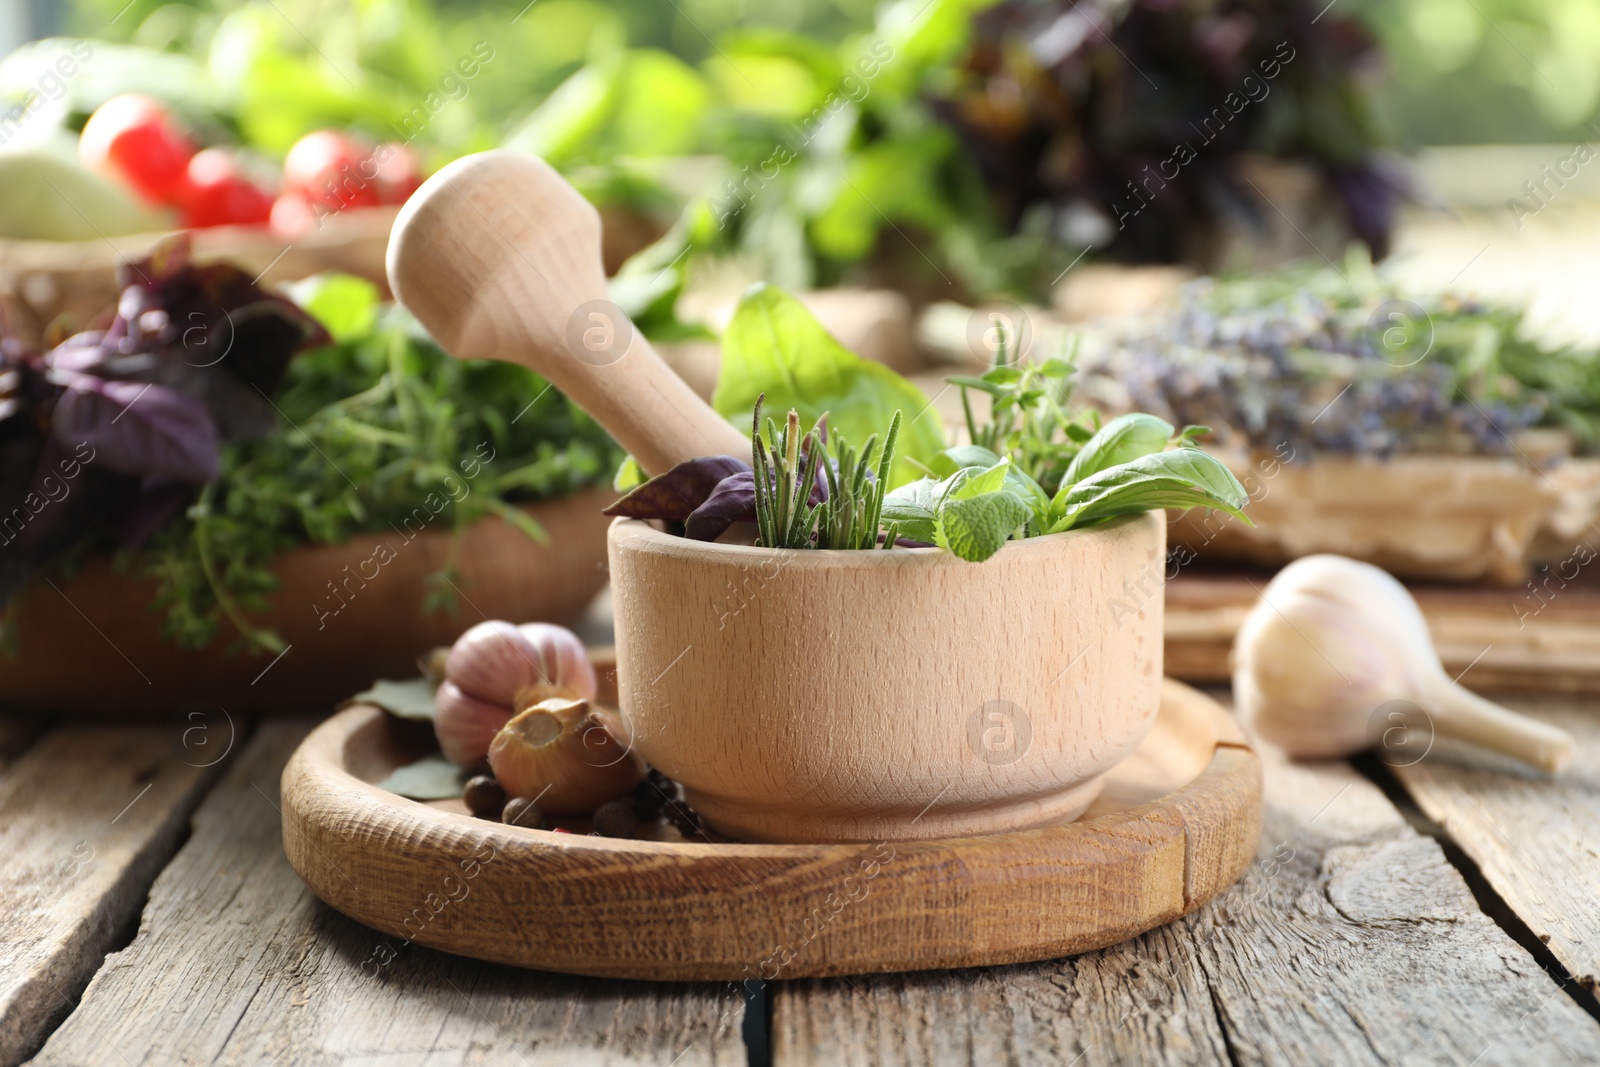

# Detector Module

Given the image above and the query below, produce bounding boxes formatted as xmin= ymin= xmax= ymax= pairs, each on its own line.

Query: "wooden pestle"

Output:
xmin=385 ymin=150 xmax=748 ymax=475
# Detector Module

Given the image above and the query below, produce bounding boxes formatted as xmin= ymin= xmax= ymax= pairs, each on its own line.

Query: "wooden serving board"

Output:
xmin=279 ymin=679 xmax=1261 ymax=980
xmin=1166 ymin=567 xmax=1600 ymax=692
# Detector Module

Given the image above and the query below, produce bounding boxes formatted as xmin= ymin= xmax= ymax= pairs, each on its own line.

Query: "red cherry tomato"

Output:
xmin=179 ymin=148 xmax=275 ymax=228
xmin=372 ymin=142 xmax=423 ymax=205
xmin=79 ymin=94 xmax=197 ymax=205
xmin=283 ymin=130 xmax=382 ymax=212
xmin=269 ymin=193 xmax=320 ymax=238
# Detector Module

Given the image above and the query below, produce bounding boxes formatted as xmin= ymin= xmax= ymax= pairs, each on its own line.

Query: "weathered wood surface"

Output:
xmin=28 ymin=720 xmax=747 ymax=1067
xmin=0 ymin=724 xmax=226 ymax=1067
xmin=772 ymin=728 xmax=1600 ymax=1066
xmin=1392 ymin=691 xmax=1600 ymax=1000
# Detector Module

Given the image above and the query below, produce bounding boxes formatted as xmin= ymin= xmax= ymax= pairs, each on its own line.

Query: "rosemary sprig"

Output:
xmin=750 ymin=395 xmax=904 ymax=550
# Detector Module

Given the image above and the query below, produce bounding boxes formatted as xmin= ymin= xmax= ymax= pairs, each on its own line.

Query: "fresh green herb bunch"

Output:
xmin=947 ymin=318 xmax=1089 ymax=497
xmin=138 ymin=309 xmax=619 ymax=653
xmin=750 ymin=395 xmax=902 ymax=551
xmin=882 ymin=321 xmax=1250 ymax=563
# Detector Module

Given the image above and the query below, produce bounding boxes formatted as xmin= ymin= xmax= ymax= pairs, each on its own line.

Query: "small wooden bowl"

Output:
xmin=607 ymin=512 xmax=1166 ymax=842
xmin=281 ymin=678 xmax=1259 ymax=980
xmin=0 ymin=489 xmax=613 ymax=715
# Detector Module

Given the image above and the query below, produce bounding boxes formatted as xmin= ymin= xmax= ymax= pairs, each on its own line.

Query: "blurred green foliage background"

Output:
xmin=7 ymin=0 xmax=1598 ymax=300
xmin=44 ymin=0 xmax=1600 ymax=151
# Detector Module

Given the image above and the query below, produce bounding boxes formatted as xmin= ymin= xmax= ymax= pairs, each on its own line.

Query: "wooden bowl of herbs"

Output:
xmin=387 ymin=151 xmax=1252 ymax=843
xmin=0 ymin=240 xmax=620 ymax=714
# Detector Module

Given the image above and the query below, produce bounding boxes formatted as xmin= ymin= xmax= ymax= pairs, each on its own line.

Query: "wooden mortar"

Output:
xmin=388 ymin=151 xmax=1168 ymax=843
xmin=609 ymin=515 xmax=1165 ymax=842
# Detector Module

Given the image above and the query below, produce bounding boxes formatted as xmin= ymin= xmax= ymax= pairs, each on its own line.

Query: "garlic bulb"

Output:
xmin=487 ymin=697 xmax=644 ymax=812
xmin=434 ymin=620 xmax=597 ymax=768
xmin=1234 ymin=554 xmax=1573 ymax=773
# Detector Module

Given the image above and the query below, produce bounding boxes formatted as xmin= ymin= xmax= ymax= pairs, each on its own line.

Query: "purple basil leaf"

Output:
xmin=684 ymin=471 xmax=758 ymax=541
xmin=92 ymin=234 xmax=329 ymax=440
xmin=113 ymin=477 xmax=194 ymax=549
xmin=604 ymin=455 xmax=751 ymax=522
xmin=49 ymin=371 xmax=219 ymax=485
xmin=0 ymin=435 xmax=140 ymax=603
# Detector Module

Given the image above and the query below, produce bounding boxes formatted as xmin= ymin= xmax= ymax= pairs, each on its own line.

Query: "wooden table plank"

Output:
xmin=27 ymin=720 xmax=748 ymax=1067
xmin=1164 ymin=571 xmax=1600 ymax=693
xmin=0 ymin=723 xmax=228 ymax=1067
xmin=1391 ymin=691 xmax=1600 ymax=1000
xmin=773 ymin=734 xmax=1600 ymax=1066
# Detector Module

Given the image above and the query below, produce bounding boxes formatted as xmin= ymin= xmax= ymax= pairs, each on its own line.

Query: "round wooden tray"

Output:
xmin=280 ymin=678 xmax=1261 ymax=980
xmin=0 ymin=488 xmax=613 ymax=715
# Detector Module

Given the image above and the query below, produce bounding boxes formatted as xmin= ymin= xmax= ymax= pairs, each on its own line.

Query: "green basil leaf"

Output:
xmin=1063 ymin=413 xmax=1175 ymax=484
xmin=1050 ymin=448 xmax=1250 ymax=533
xmin=714 ymin=284 xmax=943 ymax=485
xmin=935 ymin=490 xmax=1031 ymax=562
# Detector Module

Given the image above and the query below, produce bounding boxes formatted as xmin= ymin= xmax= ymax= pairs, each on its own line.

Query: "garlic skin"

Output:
xmin=1234 ymin=554 xmax=1574 ymax=773
xmin=488 ymin=697 xmax=644 ymax=812
xmin=434 ymin=620 xmax=597 ymax=768
xmin=434 ymin=682 xmax=513 ymax=769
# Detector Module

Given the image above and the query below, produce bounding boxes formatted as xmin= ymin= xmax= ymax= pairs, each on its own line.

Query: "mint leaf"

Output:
xmin=882 ymin=477 xmax=941 ymax=542
xmin=1063 ymin=413 xmax=1174 ymax=484
xmin=935 ymin=490 xmax=1030 ymax=562
xmin=949 ymin=456 xmax=1012 ymax=499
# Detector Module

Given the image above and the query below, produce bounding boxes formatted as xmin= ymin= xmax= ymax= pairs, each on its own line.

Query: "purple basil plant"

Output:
xmin=0 ymin=235 xmax=328 ymax=603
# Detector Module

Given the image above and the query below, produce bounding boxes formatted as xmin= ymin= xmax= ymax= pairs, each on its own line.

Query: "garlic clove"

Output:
xmin=434 ymin=680 xmax=512 ymax=769
xmin=1234 ymin=554 xmax=1575 ymax=774
xmin=445 ymin=620 xmax=596 ymax=709
xmin=487 ymin=697 xmax=644 ymax=813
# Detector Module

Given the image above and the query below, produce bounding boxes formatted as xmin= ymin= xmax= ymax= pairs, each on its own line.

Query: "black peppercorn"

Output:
xmin=592 ymin=798 xmax=639 ymax=838
xmin=463 ymin=775 xmax=506 ymax=820
xmin=663 ymin=797 xmax=701 ymax=837
xmin=631 ymin=774 xmax=669 ymax=820
xmin=502 ymin=796 xmax=545 ymax=829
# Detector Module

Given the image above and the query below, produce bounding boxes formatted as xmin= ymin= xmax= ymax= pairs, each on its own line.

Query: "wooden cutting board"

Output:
xmin=279 ymin=679 xmax=1261 ymax=980
xmin=1166 ymin=567 xmax=1600 ymax=692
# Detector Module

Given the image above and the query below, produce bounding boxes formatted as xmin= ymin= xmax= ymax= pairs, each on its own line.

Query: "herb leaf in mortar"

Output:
xmin=712 ymin=284 xmax=940 ymax=486
xmin=885 ymin=392 xmax=1250 ymax=562
xmin=1062 ymin=413 xmax=1177 ymax=483
xmin=604 ymin=455 xmax=752 ymax=524
xmin=1046 ymin=448 xmax=1250 ymax=534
